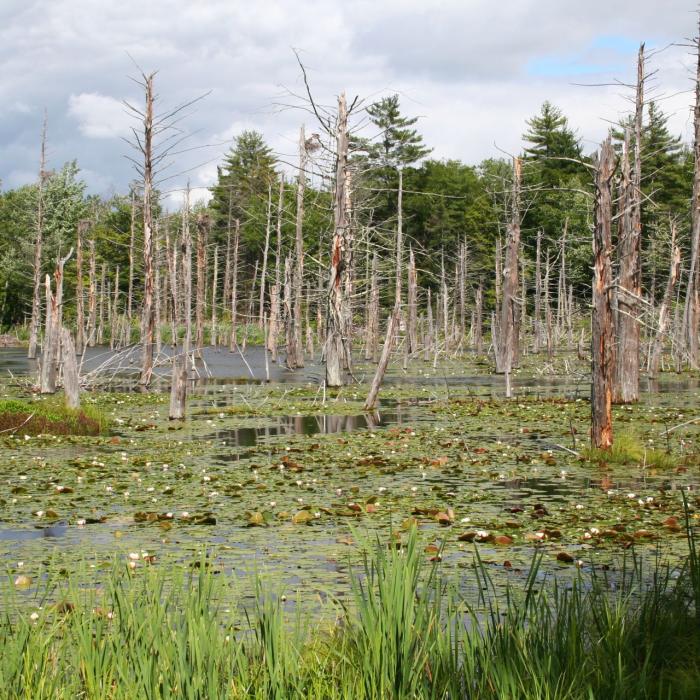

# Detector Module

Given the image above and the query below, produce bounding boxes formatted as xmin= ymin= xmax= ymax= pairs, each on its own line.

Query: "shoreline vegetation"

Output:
xmin=2 ymin=522 xmax=700 ymax=699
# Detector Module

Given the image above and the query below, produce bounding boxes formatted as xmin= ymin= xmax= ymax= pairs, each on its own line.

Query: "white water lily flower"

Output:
xmin=575 ymin=504 xmax=584 ymax=510
xmin=77 ymin=519 xmax=86 ymax=526
xmin=627 ymin=493 xmax=636 ymax=499
xmin=590 ymin=527 xmax=600 ymax=535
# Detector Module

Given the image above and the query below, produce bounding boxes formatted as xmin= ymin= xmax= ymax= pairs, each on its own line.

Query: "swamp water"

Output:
xmin=1 ymin=346 xmax=699 ymax=609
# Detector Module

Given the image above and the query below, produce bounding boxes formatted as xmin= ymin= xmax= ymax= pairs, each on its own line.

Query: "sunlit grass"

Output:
xmin=1 ymin=520 xmax=700 ymax=698
xmin=0 ymin=397 xmax=108 ymax=436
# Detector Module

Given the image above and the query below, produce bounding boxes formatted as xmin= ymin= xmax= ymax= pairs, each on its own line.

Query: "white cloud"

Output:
xmin=67 ymin=92 xmax=132 ymax=139
xmin=1 ymin=0 xmax=699 ymax=195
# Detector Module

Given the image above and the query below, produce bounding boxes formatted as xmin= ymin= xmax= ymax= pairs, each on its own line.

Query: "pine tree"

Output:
xmin=523 ymin=101 xmax=584 ymax=182
xmin=209 ymin=130 xmax=277 ymax=262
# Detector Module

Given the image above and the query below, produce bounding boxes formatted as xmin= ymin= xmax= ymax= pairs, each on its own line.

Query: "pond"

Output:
xmin=1 ymin=345 xmax=699 ymax=610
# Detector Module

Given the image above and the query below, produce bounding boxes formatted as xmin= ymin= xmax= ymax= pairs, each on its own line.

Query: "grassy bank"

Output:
xmin=0 ymin=398 xmax=108 ymax=436
xmin=2 ymin=522 xmax=700 ymax=699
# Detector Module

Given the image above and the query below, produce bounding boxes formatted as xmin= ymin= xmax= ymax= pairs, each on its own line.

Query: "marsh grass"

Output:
xmin=0 ymin=398 xmax=108 ymax=436
xmin=583 ymin=430 xmax=678 ymax=469
xmin=1 ymin=521 xmax=700 ymax=698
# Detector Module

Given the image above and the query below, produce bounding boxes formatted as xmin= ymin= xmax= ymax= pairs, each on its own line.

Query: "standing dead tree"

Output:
xmin=28 ymin=113 xmax=48 ymax=360
xmin=649 ymin=221 xmax=681 ymax=378
xmin=495 ymin=156 xmax=522 ymax=386
xmin=614 ymin=44 xmax=645 ymax=403
xmin=364 ymin=168 xmax=405 ymax=410
xmin=194 ymin=213 xmax=210 ymax=355
xmin=685 ymin=21 xmax=700 ymax=368
xmin=326 ymin=93 xmax=354 ymax=387
xmin=75 ymin=219 xmax=90 ymax=353
xmin=591 ymin=137 xmax=616 ymax=449
xmin=169 ymin=190 xmax=193 ymax=420
xmin=122 ymin=69 xmax=208 ymax=386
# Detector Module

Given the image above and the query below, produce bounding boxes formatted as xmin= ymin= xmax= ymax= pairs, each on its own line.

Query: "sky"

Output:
xmin=1 ymin=0 xmax=698 ymax=206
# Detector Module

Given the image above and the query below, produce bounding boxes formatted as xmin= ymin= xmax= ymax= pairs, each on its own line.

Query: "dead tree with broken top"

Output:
xmin=326 ymin=93 xmax=354 ymax=387
xmin=495 ymin=156 xmax=522 ymax=378
xmin=649 ymin=221 xmax=681 ymax=378
xmin=28 ymin=113 xmax=48 ymax=360
xmin=614 ymin=44 xmax=645 ymax=403
xmin=592 ymin=137 xmax=616 ymax=449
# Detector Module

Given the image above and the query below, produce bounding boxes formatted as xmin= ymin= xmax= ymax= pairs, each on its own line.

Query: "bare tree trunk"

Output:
xmin=685 ymin=24 xmax=700 ymax=368
xmin=534 ymin=229 xmax=542 ymax=353
xmin=87 ymin=239 xmax=97 ymax=348
xmin=615 ymin=46 xmax=644 ymax=403
xmin=305 ymin=282 xmax=314 ymax=356
xmin=259 ymin=183 xmax=273 ymax=328
xmin=268 ymin=176 xmax=284 ymax=361
xmin=268 ymin=283 xmax=279 ymax=360
xmin=40 ymin=275 xmax=55 ymax=393
xmin=544 ymin=250 xmax=553 ymax=360
xmin=556 ymin=221 xmax=568 ymax=342
xmin=325 ymin=93 xmax=352 ymax=387
xmin=407 ymin=246 xmax=418 ymax=354
xmin=459 ymin=241 xmax=467 ymax=343
xmin=40 ymin=249 xmax=72 ymax=394
xmin=154 ymin=224 xmax=162 ymax=355
xmin=139 ymin=74 xmax=156 ymax=386
xmin=75 ymin=219 xmax=89 ymax=353
xmin=650 ymin=223 xmax=681 ymax=378
xmin=496 ymin=157 xmax=521 ymax=374
xmin=169 ymin=193 xmax=192 ymax=420
xmin=195 ymin=214 xmax=210 ymax=355
xmin=229 ymin=219 xmax=240 ymax=351
xmin=223 ymin=193 xmax=233 ymax=310
xmin=210 ymin=245 xmax=218 ymax=346
xmin=165 ymin=220 xmax=178 ymax=348
xmin=292 ymin=128 xmax=306 ymax=368
xmin=474 ymin=282 xmax=483 ymax=354
xmin=60 ymin=327 xmax=80 ymax=409
xmin=365 ymin=252 xmax=379 ymax=361
xmin=98 ymin=263 xmax=106 ymax=346
xmin=591 ymin=137 xmax=616 ymax=449
xmin=425 ymin=287 xmax=434 ymax=361
xmin=110 ymin=265 xmax=120 ymax=350
xmin=126 ymin=190 xmax=136 ymax=345
xmin=284 ymin=255 xmax=297 ymax=368
xmin=494 ymin=236 xmax=502 ymax=307
xmin=28 ymin=113 xmax=48 ymax=360
xmin=364 ymin=305 xmax=399 ymax=410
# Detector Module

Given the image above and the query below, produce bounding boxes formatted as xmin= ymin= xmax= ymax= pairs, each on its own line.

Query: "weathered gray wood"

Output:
xmin=210 ymin=244 xmax=218 ymax=346
xmin=194 ymin=213 xmax=210 ymax=355
xmin=139 ymin=74 xmax=156 ymax=386
xmin=325 ymin=93 xmax=352 ymax=387
xmin=60 ymin=327 xmax=80 ymax=409
xmin=650 ymin=223 xmax=681 ymax=378
xmin=28 ymin=114 xmax=47 ymax=360
xmin=591 ymin=136 xmax=616 ymax=449
xmin=407 ymin=246 xmax=418 ymax=354
xmin=614 ymin=47 xmax=644 ymax=405
xmin=229 ymin=219 xmax=240 ymax=351
xmin=169 ymin=192 xmax=192 ymax=420
xmin=495 ymin=156 xmax=521 ymax=374
xmin=365 ymin=252 xmax=379 ymax=361
xmin=75 ymin=219 xmax=89 ymax=352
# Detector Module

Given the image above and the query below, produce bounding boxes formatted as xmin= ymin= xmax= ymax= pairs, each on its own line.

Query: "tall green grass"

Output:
xmin=0 ymin=397 xmax=108 ymax=435
xmin=1 ymin=522 xmax=699 ymax=698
